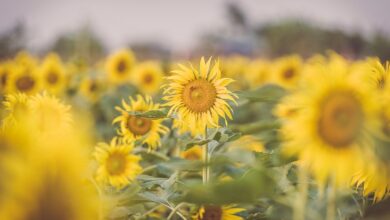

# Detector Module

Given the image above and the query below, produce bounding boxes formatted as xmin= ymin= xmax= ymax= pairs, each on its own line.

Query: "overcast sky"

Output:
xmin=0 ymin=0 xmax=389 ymax=52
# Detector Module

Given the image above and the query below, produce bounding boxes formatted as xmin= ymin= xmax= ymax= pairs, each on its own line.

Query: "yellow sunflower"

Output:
xmin=352 ymin=161 xmax=390 ymax=202
xmin=39 ymin=53 xmax=67 ymax=95
xmin=0 ymin=125 xmax=100 ymax=220
xmin=281 ymin=65 xmax=380 ymax=187
xmin=113 ymin=95 xmax=169 ymax=150
xmin=131 ymin=61 xmax=164 ymax=95
xmin=357 ymin=58 xmax=390 ymax=91
xmin=79 ymin=76 xmax=105 ymax=103
xmin=163 ymin=57 xmax=237 ymax=136
xmin=226 ymin=135 xmax=264 ymax=152
xmin=13 ymin=51 xmax=38 ymax=69
xmin=0 ymin=61 xmax=15 ymax=93
xmin=94 ymin=138 xmax=142 ymax=188
xmin=1 ymin=93 xmax=29 ymax=129
xmin=105 ymin=49 xmax=136 ymax=84
xmin=27 ymin=92 xmax=72 ymax=135
xmin=7 ymin=65 xmax=41 ymax=95
xmin=220 ymin=55 xmax=249 ymax=90
xmin=194 ymin=205 xmax=244 ymax=220
xmin=244 ymin=59 xmax=270 ymax=89
xmin=181 ymin=145 xmax=203 ymax=160
xmin=350 ymin=77 xmax=390 ymax=201
xmin=271 ymin=55 xmax=302 ymax=89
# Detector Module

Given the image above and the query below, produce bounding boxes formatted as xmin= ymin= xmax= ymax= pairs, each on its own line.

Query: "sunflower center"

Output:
xmin=127 ymin=116 xmax=152 ymax=136
xmin=318 ymin=93 xmax=363 ymax=148
xmin=106 ymin=153 xmax=127 ymax=175
xmin=283 ymin=68 xmax=295 ymax=79
xmin=182 ymin=79 xmax=217 ymax=113
xmin=16 ymin=75 xmax=35 ymax=92
xmin=201 ymin=206 xmax=222 ymax=220
xmin=1 ymin=71 xmax=8 ymax=86
xmin=89 ymin=81 xmax=98 ymax=92
xmin=117 ymin=60 xmax=127 ymax=73
xmin=27 ymin=174 xmax=75 ymax=220
xmin=47 ymin=71 xmax=59 ymax=84
xmin=143 ymin=73 xmax=154 ymax=84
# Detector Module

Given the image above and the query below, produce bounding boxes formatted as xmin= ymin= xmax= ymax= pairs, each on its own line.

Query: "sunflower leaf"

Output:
xmin=128 ymin=109 xmax=169 ymax=119
xmin=185 ymin=139 xmax=212 ymax=150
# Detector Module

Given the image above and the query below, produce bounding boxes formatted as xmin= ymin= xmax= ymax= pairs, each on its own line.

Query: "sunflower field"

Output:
xmin=0 ymin=49 xmax=390 ymax=220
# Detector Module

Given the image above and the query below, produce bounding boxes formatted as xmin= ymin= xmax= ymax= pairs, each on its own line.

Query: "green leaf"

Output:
xmin=180 ymin=168 xmax=275 ymax=204
xmin=185 ymin=139 xmax=212 ymax=150
xmin=138 ymin=192 xmax=170 ymax=206
xmin=128 ymin=109 xmax=169 ymax=119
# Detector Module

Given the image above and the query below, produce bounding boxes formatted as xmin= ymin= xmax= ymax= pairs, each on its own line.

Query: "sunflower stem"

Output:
xmin=202 ymin=128 xmax=210 ymax=184
xmin=326 ymin=178 xmax=336 ymax=220
xmin=293 ymin=166 xmax=308 ymax=220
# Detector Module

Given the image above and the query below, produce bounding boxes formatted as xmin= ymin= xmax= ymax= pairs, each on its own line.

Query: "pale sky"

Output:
xmin=0 ymin=0 xmax=389 ymax=52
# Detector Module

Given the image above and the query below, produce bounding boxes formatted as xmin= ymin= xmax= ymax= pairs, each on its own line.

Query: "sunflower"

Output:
xmin=226 ymin=135 xmax=264 ymax=152
xmin=0 ymin=126 xmax=100 ymax=220
xmin=271 ymin=55 xmax=302 ymax=89
xmin=131 ymin=61 xmax=164 ymax=95
xmin=1 ymin=93 xmax=29 ymax=128
xmin=194 ymin=205 xmax=244 ymax=220
xmin=281 ymin=65 xmax=380 ymax=187
xmin=27 ymin=93 xmax=72 ymax=135
xmin=105 ymin=49 xmax=136 ymax=84
xmin=39 ymin=53 xmax=67 ymax=95
xmin=79 ymin=76 xmax=105 ymax=102
xmin=14 ymin=51 xmax=38 ymax=67
xmin=181 ymin=145 xmax=203 ymax=160
xmin=244 ymin=59 xmax=270 ymax=89
xmin=220 ymin=55 xmax=249 ymax=90
xmin=7 ymin=65 xmax=41 ymax=95
xmin=94 ymin=138 xmax=142 ymax=188
xmin=113 ymin=95 xmax=169 ymax=150
xmin=0 ymin=61 xmax=15 ymax=93
xmin=163 ymin=57 xmax=237 ymax=136
xmin=352 ymin=161 xmax=390 ymax=202
xmin=357 ymin=58 xmax=390 ymax=91
xmin=349 ymin=78 xmax=390 ymax=201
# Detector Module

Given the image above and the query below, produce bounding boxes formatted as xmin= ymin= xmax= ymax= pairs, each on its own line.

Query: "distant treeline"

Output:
xmin=256 ymin=20 xmax=390 ymax=60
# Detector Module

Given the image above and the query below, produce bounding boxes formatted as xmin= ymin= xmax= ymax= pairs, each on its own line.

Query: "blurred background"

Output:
xmin=1 ymin=0 xmax=390 ymax=62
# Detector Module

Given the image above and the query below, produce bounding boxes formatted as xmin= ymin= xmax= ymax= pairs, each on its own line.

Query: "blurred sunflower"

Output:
xmin=7 ymin=65 xmax=41 ymax=95
xmin=14 ymin=51 xmax=38 ymax=69
xmin=244 ymin=59 xmax=270 ymax=89
xmin=271 ymin=55 xmax=302 ymax=89
xmin=163 ymin=57 xmax=237 ymax=136
xmin=113 ymin=95 xmax=168 ymax=150
xmin=131 ymin=61 xmax=164 ymax=95
xmin=220 ymin=55 xmax=249 ymax=90
xmin=105 ymin=49 xmax=136 ymax=84
xmin=94 ymin=138 xmax=142 ymax=188
xmin=282 ymin=66 xmax=380 ymax=187
xmin=350 ymin=78 xmax=390 ymax=201
xmin=227 ymin=135 xmax=264 ymax=152
xmin=194 ymin=205 xmax=244 ymax=220
xmin=0 ymin=120 xmax=100 ymax=220
xmin=27 ymin=93 xmax=72 ymax=135
xmin=1 ymin=93 xmax=29 ymax=128
xmin=352 ymin=161 xmax=390 ymax=202
xmin=40 ymin=53 xmax=67 ymax=95
xmin=364 ymin=58 xmax=390 ymax=91
xmin=79 ymin=76 xmax=105 ymax=103
xmin=0 ymin=61 xmax=15 ymax=93
xmin=181 ymin=145 xmax=203 ymax=160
